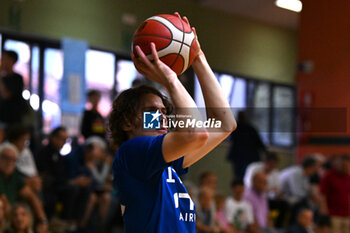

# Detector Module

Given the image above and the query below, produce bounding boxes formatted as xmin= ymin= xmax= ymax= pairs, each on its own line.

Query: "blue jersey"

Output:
xmin=112 ymin=134 xmax=196 ymax=233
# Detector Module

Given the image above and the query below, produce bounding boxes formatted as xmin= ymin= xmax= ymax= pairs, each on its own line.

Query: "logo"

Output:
xmin=143 ymin=110 xmax=161 ymax=129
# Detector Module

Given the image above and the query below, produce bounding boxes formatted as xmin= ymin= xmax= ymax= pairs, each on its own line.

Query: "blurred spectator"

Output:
xmin=227 ymin=111 xmax=266 ymax=179
xmin=225 ymin=179 xmax=255 ymax=233
xmin=314 ymin=215 xmax=331 ymax=233
xmin=35 ymin=126 xmax=91 ymax=231
xmin=0 ymin=50 xmax=24 ymax=94
xmin=243 ymin=172 xmax=269 ymax=231
xmin=4 ymin=203 xmax=47 ymax=233
xmin=289 ymin=185 xmax=322 ymax=226
xmin=287 ymin=208 xmax=314 ymax=233
xmin=244 ymin=152 xmax=288 ymax=228
xmin=0 ymin=198 xmax=4 ymax=233
xmin=0 ymin=75 xmax=34 ymax=129
xmin=244 ymin=152 xmax=280 ymax=197
xmin=0 ymin=143 xmax=47 ymax=231
xmin=80 ymin=137 xmax=112 ymax=228
xmin=196 ymin=188 xmax=219 ymax=233
xmin=199 ymin=171 xmax=218 ymax=192
xmin=309 ymin=153 xmax=326 ymax=185
xmin=7 ymin=125 xmax=41 ymax=193
xmin=215 ymin=193 xmax=235 ymax=233
xmin=80 ymin=90 xmax=106 ymax=140
xmin=319 ymin=154 xmax=350 ymax=233
xmin=279 ymin=157 xmax=318 ymax=204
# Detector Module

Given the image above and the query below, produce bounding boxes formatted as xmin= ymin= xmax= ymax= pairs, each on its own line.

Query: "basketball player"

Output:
xmin=109 ymin=13 xmax=236 ymax=233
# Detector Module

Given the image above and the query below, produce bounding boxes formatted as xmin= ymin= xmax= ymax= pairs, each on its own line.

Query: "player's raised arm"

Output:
xmin=180 ymin=22 xmax=237 ymax=168
xmin=132 ymin=42 xmax=209 ymax=164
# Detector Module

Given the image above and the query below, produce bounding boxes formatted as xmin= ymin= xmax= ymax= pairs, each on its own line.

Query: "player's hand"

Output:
xmin=132 ymin=43 xmax=178 ymax=89
xmin=174 ymin=12 xmax=203 ymax=60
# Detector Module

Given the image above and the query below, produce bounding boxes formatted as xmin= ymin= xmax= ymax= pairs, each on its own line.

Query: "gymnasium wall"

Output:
xmin=297 ymin=0 xmax=350 ymax=159
xmin=0 ymin=0 xmax=297 ymax=84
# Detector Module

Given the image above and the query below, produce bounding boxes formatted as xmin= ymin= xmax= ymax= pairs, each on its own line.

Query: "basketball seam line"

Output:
xmin=134 ymin=34 xmax=191 ymax=48
xmin=168 ymin=17 xmax=186 ymax=71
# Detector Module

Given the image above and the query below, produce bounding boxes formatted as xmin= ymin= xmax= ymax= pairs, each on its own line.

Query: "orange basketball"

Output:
xmin=132 ymin=14 xmax=199 ymax=75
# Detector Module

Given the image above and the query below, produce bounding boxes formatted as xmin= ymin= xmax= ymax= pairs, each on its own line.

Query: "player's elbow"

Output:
xmin=222 ymin=118 xmax=237 ymax=134
xmin=192 ymin=130 xmax=209 ymax=149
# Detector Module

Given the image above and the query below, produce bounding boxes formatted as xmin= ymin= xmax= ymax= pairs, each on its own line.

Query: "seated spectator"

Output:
xmin=0 ymin=198 xmax=4 ymax=233
xmin=35 ymin=126 xmax=91 ymax=231
xmin=80 ymin=137 xmax=112 ymax=228
xmin=243 ymin=172 xmax=269 ymax=232
xmin=5 ymin=203 xmax=40 ymax=233
xmin=279 ymin=156 xmax=318 ymax=204
xmin=314 ymin=215 xmax=331 ymax=233
xmin=199 ymin=171 xmax=218 ymax=192
xmin=287 ymin=208 xmax=313 ymax=233
xmin=196 ymin=188 xmax=219 ymax=233
xmin=319 ymin=154 xmax=350 ymax=233
xmin=215 ymin=193 xmax=234 ymax=233
xmin=0 ymin=143 xmax=47 ymax=231
xmin=7 ymin=125 xmax=41 ymax=193
xmin=244 ymin=153 xmax=280 ymax=193
xmin=244 ymin=152 xmax=288 ymax=228
xmin=80 ymin=90 xmax=106 ymax=140
xmin=309 ymin=153 xmax=326 ymax=185
xmin=225 ymin=179 xmax=256 ymax=233
xmin=289 ymin=185 xmax=322 ymax=226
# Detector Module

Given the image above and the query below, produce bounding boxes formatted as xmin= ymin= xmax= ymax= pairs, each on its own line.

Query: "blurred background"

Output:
xmin=0 ymin=0 xmax=349 ymax=233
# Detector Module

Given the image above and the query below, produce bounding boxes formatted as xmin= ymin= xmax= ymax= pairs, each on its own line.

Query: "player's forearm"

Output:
xmin=192 ymin=54 xmax=236 ymax=132
xmin=166 ymin=78 xmax=206 ymax=132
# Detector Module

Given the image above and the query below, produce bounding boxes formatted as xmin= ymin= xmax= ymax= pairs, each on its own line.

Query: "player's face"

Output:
xmin=128 ymin=93 xmax=168 ymax=139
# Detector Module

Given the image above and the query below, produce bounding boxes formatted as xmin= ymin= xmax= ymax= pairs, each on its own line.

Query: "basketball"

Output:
xmin=132 ymin=14 xmax=199 ymax=75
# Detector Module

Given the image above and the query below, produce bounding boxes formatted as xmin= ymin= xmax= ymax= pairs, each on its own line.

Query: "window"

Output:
xmin=115 ymin=59 xmax=143 ymax=93
xmin=272 ymin=86 xmax=294 ymax=146
xmin=43 ymin=48 xmax=63 ymax=134
xmin=85 ymin=49 xmax=115 ymax=117
xmin=193 ymin=70 xmax=295 ymax=147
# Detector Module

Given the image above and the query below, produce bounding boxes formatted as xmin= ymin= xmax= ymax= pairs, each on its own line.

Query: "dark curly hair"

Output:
xmin=108 ymin=85 xmax=172 ymax=149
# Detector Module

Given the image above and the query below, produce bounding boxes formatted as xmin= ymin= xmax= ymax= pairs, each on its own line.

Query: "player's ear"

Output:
xmin=122 ymin=120 xmax=133 ymax=131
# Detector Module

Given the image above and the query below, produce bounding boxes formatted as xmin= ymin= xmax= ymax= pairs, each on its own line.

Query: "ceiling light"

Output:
xmin=275 ymin=0 xmax=302 ymax=13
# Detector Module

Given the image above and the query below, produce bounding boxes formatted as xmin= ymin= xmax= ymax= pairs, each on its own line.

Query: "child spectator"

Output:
xmin=199 ymin=171 xmax=218 ymax=192
xmin=5 ymin=204 xmax=34 ymax=233
xmin=80 ymin=90 xmax=106 ymax=140
xmin=225 ymin=179 xmax=255 ymax=233
xmin=196 ymin=188 xmax=219 ymax=233
xmin=215 ymin=194 xmax=235 ymax=233
xmin=80 ymin=137 xmax=112 ymax=228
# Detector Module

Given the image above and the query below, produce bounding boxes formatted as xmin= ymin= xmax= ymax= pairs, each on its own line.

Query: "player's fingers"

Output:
xmin=134 ymin=45 xmax=153 ymax=68
xmin=183 ymin=16 xmax=190 ymax=25
xmin=150 ymin=42 xmax=159 ymax=62
xmin=174 ymin=12 xmax=181 ymax=19
xmin=131 ymin=52 xmax=148 ymax=74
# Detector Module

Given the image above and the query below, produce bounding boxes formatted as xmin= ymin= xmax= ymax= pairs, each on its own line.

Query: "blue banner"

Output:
xmin=61 ymin=38 xmax=88 ymax=114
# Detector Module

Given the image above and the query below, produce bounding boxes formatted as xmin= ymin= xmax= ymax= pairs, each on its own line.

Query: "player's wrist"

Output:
xmin=192 ymin=52 xmax=207 ymax=69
